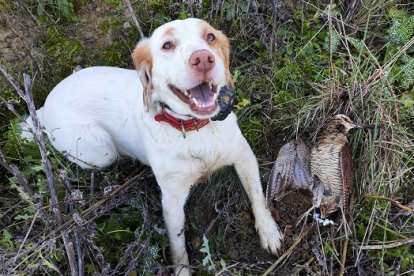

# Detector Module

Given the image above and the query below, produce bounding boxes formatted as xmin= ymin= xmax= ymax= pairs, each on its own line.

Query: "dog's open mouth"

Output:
xmin=169 ymin=83 xmax=218 ymax=115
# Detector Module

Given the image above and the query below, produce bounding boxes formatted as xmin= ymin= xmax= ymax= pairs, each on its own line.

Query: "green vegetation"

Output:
xmin=0 ymin=0 xmax=413 ymax=274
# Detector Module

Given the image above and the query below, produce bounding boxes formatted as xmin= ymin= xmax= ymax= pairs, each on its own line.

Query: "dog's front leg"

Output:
xmin=158 ymin=177 xmax=192 ymax=276
xmin=233 ymin=138 xmax=284 ymax=255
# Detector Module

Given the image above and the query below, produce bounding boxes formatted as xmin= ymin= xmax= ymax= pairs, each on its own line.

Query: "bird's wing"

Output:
xmin=312 ymin=175 xmax=325 ymax=207
xmin=266 ymin=140 xmax=296 ymax=207
xmin=292 ymin=139 xmax=312 ymax=189
xmin=339 ymin=143 xmax=353 ymax=212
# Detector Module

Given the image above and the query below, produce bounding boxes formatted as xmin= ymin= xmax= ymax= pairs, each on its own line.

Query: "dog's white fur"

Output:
xmin=24 ymin=18 xmax=282 ymax=275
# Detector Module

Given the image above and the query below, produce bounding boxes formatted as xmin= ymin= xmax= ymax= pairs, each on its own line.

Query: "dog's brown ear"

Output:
xmin=216 ymin=32 xmax=234 ymax=88
xmin=132 ymin=39 xmax=153 ymax=110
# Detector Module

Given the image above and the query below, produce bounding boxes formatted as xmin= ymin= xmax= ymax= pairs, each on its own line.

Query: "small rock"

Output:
xmin=73 ymin=65 xmax=83 ymax=73
xmin=228 ymin=248 xmax=239 ymax=259
xmin=123 ymin=21 xmax=131 ymax=29
xmin=73 ymin=55 xmax=83 ymax=64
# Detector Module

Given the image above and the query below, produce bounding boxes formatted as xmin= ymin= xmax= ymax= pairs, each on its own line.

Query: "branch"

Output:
xmin=0 ymin=64 xmax=78 ymax=275
xmin=6 ymin=168 xmax=150 ymax=267
xmin=22 ymin=73 xmax=78 ymax=276
xmin=0 ymin=66 xmax=25 ymax=98
xmin=263 ymin=227 xmax=312 ymax=275
xmin=0 ymin=151 xmax=51 ymax=222
xmin=123 ymin=0 xmax=144 ymax=39
xmin=359 ymin=237 xmax=414 ymax=250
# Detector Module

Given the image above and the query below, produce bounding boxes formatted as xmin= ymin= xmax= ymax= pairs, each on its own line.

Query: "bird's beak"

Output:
xmin=353 ymin=123 xmax=379 ymax=130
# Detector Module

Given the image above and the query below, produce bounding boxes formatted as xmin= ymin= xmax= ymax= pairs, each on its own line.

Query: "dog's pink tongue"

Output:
xmin=189 ymin=83 xmax=215 ymax=106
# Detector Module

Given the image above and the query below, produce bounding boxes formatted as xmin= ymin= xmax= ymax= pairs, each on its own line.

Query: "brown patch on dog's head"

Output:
xmin=198 ymin=21 xmax=233 ymax=87
xmin=163 ymin=27 xmax=176 ymax=37
xmin=132 ymin=39 xmax=153 ymax=110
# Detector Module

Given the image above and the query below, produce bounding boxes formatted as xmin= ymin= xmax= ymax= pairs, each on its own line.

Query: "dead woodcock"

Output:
xmin=266 ymin=114 xmax=373 ymax=225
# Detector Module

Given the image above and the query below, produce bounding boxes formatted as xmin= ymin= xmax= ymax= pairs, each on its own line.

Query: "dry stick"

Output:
xmin=13 ymin=210 xmax=39 ymax=265
xmin=0 ymin=152 xmax=52 ymax=223
xmin=22 ymin=74 xmax=78 ymax=276
xmin=5 ymin=168 xmax=150 ymax=267
xmin=0 ymin=66 xmax=78 ymax=276
xmin=112 ymin=226 xmax=149 ymax=275
xmin=187 ymin=0 xmax=194 ymax=17
xmin=216 ymin=263 xmax=240 ymax=275
xmin=262 ymin=227 xmax=312 ymax=276
xmin=0 ymin=66 xmax=25 ymax=98
xmin=0 ymin=152 xmax=35 ymax=197
xmin=123 ymin=0 xmax=144 ymax=39
xmin=328 ymin=0 xmax=333 ymax=72
xmin=366 ymin=195 xmax=414 ymax=212
xmin=269 ymin=0 xmax=281 ymax=57
xmin=339 ymin=235 xmax=349 ymax=276
xmin=74 ymin=231 xmax=84 ymax=276
xmin=365 ymin=36 xmax=414 ymax=88
xmin=291 ymin=256 xmax=315 ymax=275
xmin=59 ymin=172 xmax=85 ymax=276
xmin=90 ymin=172 xmax=95 ymax=197
xmin=0 ymin=67 xmax=48 ymax=223
xmin=358 ymin=237 xmax=414 ymax=250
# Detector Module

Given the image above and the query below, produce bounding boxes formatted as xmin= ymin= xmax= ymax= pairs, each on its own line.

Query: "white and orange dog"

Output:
xmin=24 ymin=18 xmax=282 ymax=274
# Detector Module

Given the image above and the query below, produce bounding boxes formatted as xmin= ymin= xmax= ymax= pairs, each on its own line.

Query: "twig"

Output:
xmin=269 ymin=0 xmax=281 ymax=57
xmin=24 ymin=73 xmax=78 ymax=276
xmin=290 ymin=256 xmax=315 ymax=274
xmin=364 ymin=36 xmax=414 ymax=88
xmin=0 ymin=66 xmax=25 ymax=98
xmin=328 ymin=0 xmax=333 ymax=72
xmin=4 ymin=168 xmax=150 ymax=267
xmin=339 ymin=235 xmax=349 ymax=276
xmin=90 ymin=172 xmax=95 ymax=197
xmin=216 ymin=262 xmax=240 ymax=275
xmin=0 ymin=151 xmax=51 ymax=222
xmin=75 ymin=230 xmax=84 ymax=276
xmin=262 ymin=227 xmax=312 ymax=275
xmin=0 ymin=151 xmax=35 ymax=196
xmin=358 ymin=237 xmax=414 ymax=250
xmin=366 ymin=195 xmax=414 ymax=212
xmin=13 ymin=210 xmax=39 ymax=265
xmin=123 ymin=0 xmax=144 ymax=39
xmin=0 ymin=65 xmax=79 ymax=276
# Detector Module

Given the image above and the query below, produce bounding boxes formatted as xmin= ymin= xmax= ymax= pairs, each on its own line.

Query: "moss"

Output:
xmin=42 ymin=26 xmax=84 ymax=86
xmin=98 ymin=20 xmax=111 ymax=37
xmin=98 ymin=18 xmax=123 ymax=37
xmin=389 ymin=8 xmax=414 ymax=45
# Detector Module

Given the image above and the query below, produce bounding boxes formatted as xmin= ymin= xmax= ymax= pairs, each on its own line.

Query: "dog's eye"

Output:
xmin=162 ymin=41 xmax=174 ymax=50
xmin=206 ymin=33 xmax=216 ymax=42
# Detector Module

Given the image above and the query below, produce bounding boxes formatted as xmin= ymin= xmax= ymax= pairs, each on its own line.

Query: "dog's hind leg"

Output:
xmin=47 ymin=123 xmax=119 ymax=169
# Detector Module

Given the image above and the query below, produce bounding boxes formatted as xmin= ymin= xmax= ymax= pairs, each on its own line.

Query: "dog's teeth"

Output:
xmin=213 ymin=93 xmax=217 ymax=101
xmin=184 ymin=90 xmax=189 ymax=97
xmin=192 ymin=98 xmax=199 ymax=106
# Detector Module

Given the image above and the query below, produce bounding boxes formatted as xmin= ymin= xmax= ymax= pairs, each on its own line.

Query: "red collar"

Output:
xmin=154 ymin=107 xmax=209 ymax=136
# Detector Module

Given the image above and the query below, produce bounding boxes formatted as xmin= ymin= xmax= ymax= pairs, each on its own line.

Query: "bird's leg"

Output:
xmin=296 ymin=205 xmax=316 ymax=226
xmin=296 ymin=178 xmax=324 ymax=226
xmin=336 ymin=206 xmax=352 ymax=236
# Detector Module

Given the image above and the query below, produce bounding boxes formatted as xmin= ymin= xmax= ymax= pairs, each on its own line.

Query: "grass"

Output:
xmin=0 ymin=0 xmax=413 ymax=274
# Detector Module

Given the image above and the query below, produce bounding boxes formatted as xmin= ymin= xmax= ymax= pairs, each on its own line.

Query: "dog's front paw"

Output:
xmin=256 ymin=215 xmax=284 ymax=255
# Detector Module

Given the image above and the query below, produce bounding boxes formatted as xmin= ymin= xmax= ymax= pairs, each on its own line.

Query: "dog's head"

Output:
xmin=132 ymin=18 xmax=233 ymax=119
